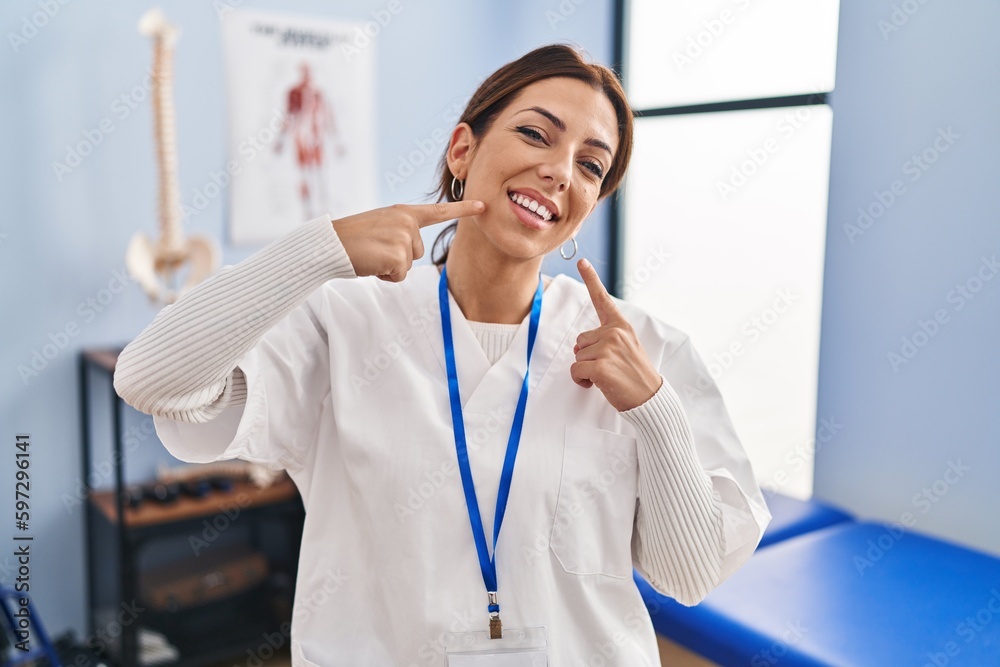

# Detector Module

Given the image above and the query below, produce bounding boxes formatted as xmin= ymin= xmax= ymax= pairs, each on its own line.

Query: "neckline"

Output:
xmin=434 ymin=263 xmax=555 ymax=293
xmin=466 ymin=320 xmax=521 ymax=331
xmin=409 ymin=265 xmax=580 ymax=412
xmin=435 ymin=263 xmax=556 ymax=327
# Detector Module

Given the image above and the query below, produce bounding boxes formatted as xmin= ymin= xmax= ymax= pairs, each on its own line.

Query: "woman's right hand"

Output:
xmin=331 ymin=200 xmax=485 ymax=282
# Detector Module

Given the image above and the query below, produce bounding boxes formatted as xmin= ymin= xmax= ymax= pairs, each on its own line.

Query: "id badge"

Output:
xmin=443 ymin=626 xmax=548 ymax=666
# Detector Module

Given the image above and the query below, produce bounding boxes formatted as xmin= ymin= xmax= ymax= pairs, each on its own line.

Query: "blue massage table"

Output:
xmin=635 ymin=491 xmax=852 ymax=659
xmin=756 ymin=490 xmax=853 ymax=549
xmin=637 ymin=521 xmax=1000 ymax=666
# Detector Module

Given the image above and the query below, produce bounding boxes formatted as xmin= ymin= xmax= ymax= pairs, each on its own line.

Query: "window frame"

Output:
xmin=609 ymin=0 xmax=832 ymax=296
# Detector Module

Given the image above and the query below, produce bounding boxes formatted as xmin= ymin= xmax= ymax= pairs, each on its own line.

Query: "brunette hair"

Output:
xmin=425 ymin=43 xmax=634 ymax=266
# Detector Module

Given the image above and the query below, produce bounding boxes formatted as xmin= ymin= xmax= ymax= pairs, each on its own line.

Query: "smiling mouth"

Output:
xmin=507 ymin=195 xmax=556 ymax=231
xmin=507 ymin=191 xmax=559 ymax=223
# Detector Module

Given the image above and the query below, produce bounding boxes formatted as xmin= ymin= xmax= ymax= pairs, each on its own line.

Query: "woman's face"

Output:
xmin=447 ymin=76 xmax=619 ymax=261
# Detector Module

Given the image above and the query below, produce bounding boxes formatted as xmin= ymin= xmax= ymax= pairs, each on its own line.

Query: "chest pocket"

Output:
xmin=549 ymin=424 xmax=639 ymax=579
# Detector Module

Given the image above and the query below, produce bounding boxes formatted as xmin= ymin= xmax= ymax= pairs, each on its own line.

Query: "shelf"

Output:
xmin=96 ymin=582 xmax=279 ymax=667
xmin=81 ymin=345 xmax=303 ymax=667
xmin=89 ymin=474 xmax=299 ymax=529
xmin=83 ymin=346 xmax=125 ymax=373
xmin=144 ymin=591 xmax=277 ymax=667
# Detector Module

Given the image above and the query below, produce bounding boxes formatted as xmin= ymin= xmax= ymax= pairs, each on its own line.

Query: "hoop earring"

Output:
xmin=451 ymin=176 xmax=464 ymax=201
xmin=560 ymin=237 xmax=578 ymax=260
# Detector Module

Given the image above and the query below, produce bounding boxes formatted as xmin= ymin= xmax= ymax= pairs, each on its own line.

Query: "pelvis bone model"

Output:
xmin=127 ymin=8 xmax=218 ymax=305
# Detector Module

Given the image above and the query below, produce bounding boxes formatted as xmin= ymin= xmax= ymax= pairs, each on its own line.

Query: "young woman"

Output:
xmin=115 ymin=43 xmax=770 ymax=666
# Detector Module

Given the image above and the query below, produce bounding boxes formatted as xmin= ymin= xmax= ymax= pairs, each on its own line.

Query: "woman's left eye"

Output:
xmin=583 ymin=161 xmax=604 ymax=178
xmin=516 ymin=127 xmax=604 ymax=179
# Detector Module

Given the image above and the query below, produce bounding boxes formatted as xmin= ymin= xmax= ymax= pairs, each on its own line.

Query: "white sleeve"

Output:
xmin=152 ymin=290 xmax=331 ymax=472
xmin=113 ymin=214 xmax=356 ymax=468
xmin=621 ymin=336 xmax=772 ymax=605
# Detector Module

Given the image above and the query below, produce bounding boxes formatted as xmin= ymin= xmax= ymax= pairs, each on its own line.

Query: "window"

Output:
xmin=615 ymin=0 xmax=841 ymax=498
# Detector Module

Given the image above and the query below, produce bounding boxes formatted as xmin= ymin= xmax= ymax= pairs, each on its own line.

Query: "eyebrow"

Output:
xmin=517 ymin=106 xmax=614 ymax=159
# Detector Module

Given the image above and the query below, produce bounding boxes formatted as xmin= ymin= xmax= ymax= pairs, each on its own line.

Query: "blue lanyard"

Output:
xmin=439 ymin=265 xmax=543 ymax=634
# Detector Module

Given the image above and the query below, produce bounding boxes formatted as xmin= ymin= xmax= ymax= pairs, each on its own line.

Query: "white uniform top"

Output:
xmin=114 ymin=215 xmax=771 ymax=667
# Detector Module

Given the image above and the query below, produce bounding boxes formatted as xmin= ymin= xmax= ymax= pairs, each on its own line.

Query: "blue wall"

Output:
xmin=814 ymin=0 xmax=1000 ymax=556
xmin=0 ymin=0 xmax=614 ymax=640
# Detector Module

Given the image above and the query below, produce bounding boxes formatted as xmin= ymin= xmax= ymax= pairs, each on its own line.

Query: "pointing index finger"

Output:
xmin=410 ymin=200 xmax=485 ymax=229
xmin=577 ymin=258 xmax=620 ymax=325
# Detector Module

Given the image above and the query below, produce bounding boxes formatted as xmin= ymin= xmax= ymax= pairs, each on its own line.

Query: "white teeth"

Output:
xmin=508 ymin=192 xmax=554 ymax=222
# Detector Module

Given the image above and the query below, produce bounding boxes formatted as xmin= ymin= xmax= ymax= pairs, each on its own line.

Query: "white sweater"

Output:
xmin=467 ymin=321 xmax=520 ymax=365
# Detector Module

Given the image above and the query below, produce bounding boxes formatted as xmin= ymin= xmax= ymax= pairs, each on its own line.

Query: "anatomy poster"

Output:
xmin=221 ymin=9 xmax=376 ymax=244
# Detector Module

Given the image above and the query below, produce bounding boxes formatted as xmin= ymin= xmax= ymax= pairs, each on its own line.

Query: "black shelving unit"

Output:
xmin=78 ymin=347 xmax=305 ymax=667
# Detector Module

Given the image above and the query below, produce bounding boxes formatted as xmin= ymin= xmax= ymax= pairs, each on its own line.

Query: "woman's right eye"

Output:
xmin=516 ymin=126 xmax=544 ymax=142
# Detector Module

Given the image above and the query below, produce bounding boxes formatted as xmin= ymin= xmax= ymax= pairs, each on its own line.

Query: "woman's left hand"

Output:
xmin=571 ymin=258 xmax=664 ymax=412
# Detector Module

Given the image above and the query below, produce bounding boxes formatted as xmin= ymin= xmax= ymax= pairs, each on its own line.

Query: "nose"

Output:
xmin=537 ymin=149 xmax=573 ymax=192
